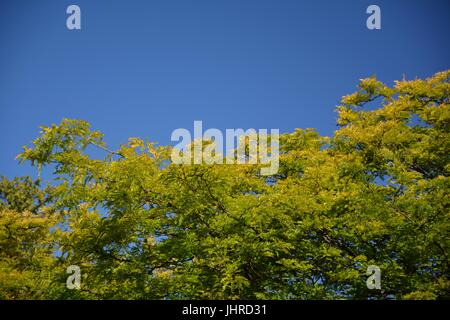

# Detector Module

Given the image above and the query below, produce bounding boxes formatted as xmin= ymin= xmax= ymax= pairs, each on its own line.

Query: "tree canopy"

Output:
xmin=1 ymin=70 xmax=449 ymax=299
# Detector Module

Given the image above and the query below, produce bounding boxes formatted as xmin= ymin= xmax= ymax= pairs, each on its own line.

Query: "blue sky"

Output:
xmin=0 ymin=0 xmax=449 ymax=179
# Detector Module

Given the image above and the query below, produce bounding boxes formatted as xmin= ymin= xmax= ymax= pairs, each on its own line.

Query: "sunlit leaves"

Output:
xmin=1 ymin=70 xmax=449 ymax=300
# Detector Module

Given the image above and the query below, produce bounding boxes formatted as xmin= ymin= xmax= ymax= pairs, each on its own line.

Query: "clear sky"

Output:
xmin=0 ymin=0 xmax=449 ymax=179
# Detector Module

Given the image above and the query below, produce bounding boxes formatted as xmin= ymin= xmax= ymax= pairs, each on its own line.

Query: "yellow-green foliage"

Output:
xmin=1 ymin=70 xmax=449 ymax=299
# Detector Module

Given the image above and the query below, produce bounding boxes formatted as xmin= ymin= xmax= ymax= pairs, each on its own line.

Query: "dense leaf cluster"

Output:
xmin=1 ymin=71 xmax=449 ymax=299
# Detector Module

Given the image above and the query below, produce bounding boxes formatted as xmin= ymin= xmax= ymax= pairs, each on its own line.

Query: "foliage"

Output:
xmin=1 ymin=70 xmax=449 ymax=299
